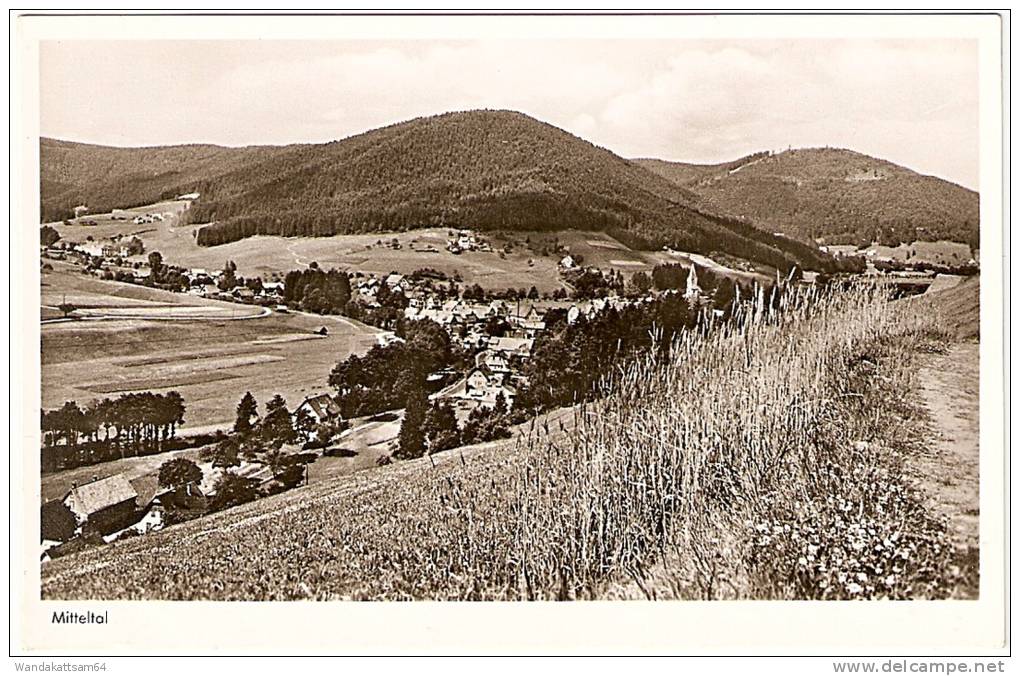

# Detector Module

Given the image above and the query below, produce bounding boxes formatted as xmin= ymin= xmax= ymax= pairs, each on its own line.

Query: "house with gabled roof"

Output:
xmin=63 ymin=474 xmax=139 ymax=535
xmin=459 ymin=367 xmax=517 ymax=410
xmin=486 ymin=336 xmax=534 ymax=360
xmin=516 ymin=319 xmax=547 ymax=338
xmin=385 ymin=273 xmax=406 ymax=291
xmin=441 ymin=299 xmax=462 ymax=313
xmin=475 ymin=349 xmax=511 ymax=373
xmin=488 ymin=300 xmax=511 ymax=317
xmin=294 ymin=393 xmax=343 ymax=426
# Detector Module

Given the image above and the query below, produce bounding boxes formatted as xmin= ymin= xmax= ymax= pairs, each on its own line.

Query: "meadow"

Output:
xmin=40 ymin=280 xmax=974 ymax=601
xmin=41 ymin=266 xmax=382 ymax=433
xmin=49 ymin=200 xmax=768 ymax=293
xmin=41 ymin=263 xmax=263 ymax=319
xmin=50 ymin=211 xmax=573 ymax=292
xmin=862 ymin=240 xmax=974 ymax=266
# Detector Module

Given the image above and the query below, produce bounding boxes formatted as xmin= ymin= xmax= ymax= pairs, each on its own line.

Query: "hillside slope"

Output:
xmin=40 ymin=111 xmax=836 ymax=272
xmin=41 ymin=281 xmax=973 ymax=602
xmin=636 ymin=148 xmax=979 ymax=248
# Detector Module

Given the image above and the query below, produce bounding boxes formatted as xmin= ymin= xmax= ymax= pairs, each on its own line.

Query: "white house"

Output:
xmin=459 ymin=367 xmax=517 ymax=410
xmin=293 ymin=394 xmax=343 ymax=427
xmin=474 ymin=349 xmax=511 ymax=373
xmin=262 ymin=281 xmax=285 ymax=296
xmin=76 ymin=242 xmax=104 ymax=258
xmin=384 ymin=273 xmax=406 ymax=291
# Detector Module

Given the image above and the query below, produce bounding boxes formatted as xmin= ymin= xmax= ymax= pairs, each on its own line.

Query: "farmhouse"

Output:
xmin=821 ymin=244 xmax=861 ymax=258
xmin=100 ymin=243 xmax=131 ymax=258
xmin=294 ymin=394 xmax=343 ymax=426
xmin=516 ymin=319 xmax=547 ymax=338
xmin=63 ymin=474 xmax=139 ymax=536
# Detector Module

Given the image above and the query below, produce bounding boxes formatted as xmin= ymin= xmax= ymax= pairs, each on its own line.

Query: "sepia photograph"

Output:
xmin=10 ymin=9 xmax=1008 ymax=659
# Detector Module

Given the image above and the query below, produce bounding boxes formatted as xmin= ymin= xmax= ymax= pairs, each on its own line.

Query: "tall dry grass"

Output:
xmin=437 ymin=283 xmax=950 ymax=599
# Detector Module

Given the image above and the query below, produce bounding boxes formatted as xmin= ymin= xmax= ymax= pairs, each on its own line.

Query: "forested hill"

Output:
xmin=40 ymin=110 xmax=840 ymax=272
xmin=635 ymin=149 xmax=979 ymax=248
xmin=39 ymin=138 xmax=290 ymax=223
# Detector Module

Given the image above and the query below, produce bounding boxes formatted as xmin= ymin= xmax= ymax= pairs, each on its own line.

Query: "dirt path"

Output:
xmin=906 ymin=341 xmax=980 ymax=552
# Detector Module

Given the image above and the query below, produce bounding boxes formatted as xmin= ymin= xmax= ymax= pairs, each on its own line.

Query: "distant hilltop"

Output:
xmin=635 ymin=148 xmax=978 ymax=249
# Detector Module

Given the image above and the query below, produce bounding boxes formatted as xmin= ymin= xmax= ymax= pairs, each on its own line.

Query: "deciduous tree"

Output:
xmin=158 ymin=457 xmax=202 ymax=490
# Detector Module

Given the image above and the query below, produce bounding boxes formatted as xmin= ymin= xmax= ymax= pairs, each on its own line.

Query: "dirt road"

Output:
xmin=907 ymin=342 xmax=980 ymax=552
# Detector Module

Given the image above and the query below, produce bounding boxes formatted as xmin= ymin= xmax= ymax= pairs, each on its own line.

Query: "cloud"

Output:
xmin=39 ymin=38 xmax=978 ymax=188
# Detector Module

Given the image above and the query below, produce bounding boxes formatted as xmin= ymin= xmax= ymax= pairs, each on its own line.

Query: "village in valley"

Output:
xmin=38 ymin=159 xmax=983 ymax=577
xmin=40 ymin=198 xmax=742 ymax=560
xmin=21 ymin=18 xmax=992 ymax=618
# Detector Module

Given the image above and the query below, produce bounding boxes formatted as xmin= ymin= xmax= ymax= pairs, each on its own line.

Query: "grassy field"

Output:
xmin=40 ymin=279 xmax=977 ymax=601
xmin=41 ymin=267 xmax=382 ymax=432
xmin=41 ymin=262 xmax=264 ymax=319
xmin=49 ymin=211 xmax=574 ymax=292
xmin=47 ymin=200 xmax=191 ymax=242
xmin=49 ymin=201 xmax=770 ymax=291
xmin=862 ymin=240 xmax=974 ymax=266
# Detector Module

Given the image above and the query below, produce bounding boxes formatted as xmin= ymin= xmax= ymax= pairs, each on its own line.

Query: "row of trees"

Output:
xmin=41 ymin=392 xmax=186 ymax=468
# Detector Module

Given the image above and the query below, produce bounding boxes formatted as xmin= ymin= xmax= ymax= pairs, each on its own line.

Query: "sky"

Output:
xmin=40 ymin=39 xmax=979 ymax=189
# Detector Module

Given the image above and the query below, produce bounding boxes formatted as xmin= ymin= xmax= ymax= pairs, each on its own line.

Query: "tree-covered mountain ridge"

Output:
xmin=635 ymin=148 xmax=979 ymax=248
xmin=41 ymin=110 xmax=860 ymax=271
